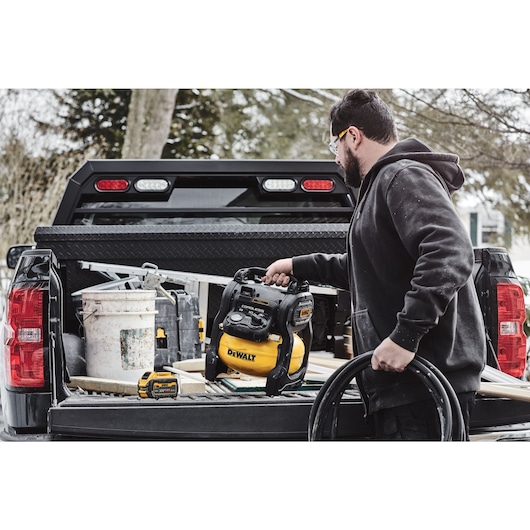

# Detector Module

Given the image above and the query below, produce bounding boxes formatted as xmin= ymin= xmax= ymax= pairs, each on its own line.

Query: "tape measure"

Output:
xmin=137 ymin=371 xmax=179 ymax=399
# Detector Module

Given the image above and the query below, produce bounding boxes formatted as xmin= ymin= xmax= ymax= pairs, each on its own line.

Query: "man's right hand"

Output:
xmin=262 ymin=258 xmax=293 ymax=286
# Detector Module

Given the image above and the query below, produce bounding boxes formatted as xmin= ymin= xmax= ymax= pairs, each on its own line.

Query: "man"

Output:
xmin=263 ymin=89 xmax=486 ymax=440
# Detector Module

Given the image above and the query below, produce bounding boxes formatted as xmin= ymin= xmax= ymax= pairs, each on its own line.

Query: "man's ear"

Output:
xmin=348 ymin=125 xmax=361 ymax=143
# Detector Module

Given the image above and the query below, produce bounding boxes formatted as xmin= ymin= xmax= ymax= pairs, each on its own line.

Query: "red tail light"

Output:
xmin=302 ymin=179 xmax=335 ymax=192
xmin=496 ymin=282 xmax=527 ymax=378
xmin=95 ymin=179 xmax=129 ymax=192
xmin=4 ymin=287 xmax=46 ymax=387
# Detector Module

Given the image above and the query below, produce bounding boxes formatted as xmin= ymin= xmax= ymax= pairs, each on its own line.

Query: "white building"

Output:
xmin=458 ymin=204 xmax=530 ymax=280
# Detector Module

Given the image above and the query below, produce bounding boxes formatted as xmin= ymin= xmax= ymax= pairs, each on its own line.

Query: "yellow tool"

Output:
xmin=137 ymin=371 xmax=179 ymax=399
xmin=206 ymin=267 xmax=314 ymax=396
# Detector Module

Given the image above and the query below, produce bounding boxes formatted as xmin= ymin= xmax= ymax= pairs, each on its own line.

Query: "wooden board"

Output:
xmin=68 ymin=376 xmax=137 ymax=395
xmin=219 ymin=375 xmax=322 ymax=392
xmin=178 ymin=376 xmax=206 ymax=394
xmin=220 ymin=376 xmax=267 ymax=392
xmin=478 ymin=382 xmax=530 ymax=402
xmin=308 ymin=353 xmax=349 ymax=370
xmin=68 ymin=374 xmax=205 ymax=395
xmin=215 ymin=353 xmax=351 ymax=391
xmin=172 ymin=357 xmax=206 ymax=372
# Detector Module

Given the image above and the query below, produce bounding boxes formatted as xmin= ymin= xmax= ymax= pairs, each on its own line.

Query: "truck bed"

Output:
xmin=3 ymin=159 xmax=529 ymax=442
xmin=4 ymin=381 xmax=526 ymax=441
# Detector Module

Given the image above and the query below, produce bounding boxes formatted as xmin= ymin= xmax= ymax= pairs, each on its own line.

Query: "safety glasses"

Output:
xmin=328 ymin=128 xmax=350 ymax=155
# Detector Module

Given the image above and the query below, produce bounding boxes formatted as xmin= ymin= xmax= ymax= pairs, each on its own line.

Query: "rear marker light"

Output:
xmin=5 ymin=287 xmax=45 ymax=387
xmin=496 ymin=282 xmax=527 ymax=378
xmin=134 ymin=178 xmax=170 ymax=192
xmin=263 ymin=179 xmax=296 ymax=192
xmin=95 ymin=179 xmax=130 ymax=192
xmin=302 ymin=179 xmax=334 ymax=192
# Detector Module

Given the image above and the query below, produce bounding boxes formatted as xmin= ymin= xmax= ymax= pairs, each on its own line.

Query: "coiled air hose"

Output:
xmin=308 ymin=351 xmax=466 ymax=441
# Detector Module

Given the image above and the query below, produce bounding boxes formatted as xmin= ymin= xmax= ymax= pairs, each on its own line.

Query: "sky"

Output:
xmin=2 ymin=2 xmax=528 ymax=89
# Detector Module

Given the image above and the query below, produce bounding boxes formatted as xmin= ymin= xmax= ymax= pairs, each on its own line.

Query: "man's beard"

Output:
xmin=343 ymin=149 xmax=363 ymax=188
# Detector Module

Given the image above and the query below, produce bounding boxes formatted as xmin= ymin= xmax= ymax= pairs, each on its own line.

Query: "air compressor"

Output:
xmin=205 ymin=267 xmax=314 ymax=396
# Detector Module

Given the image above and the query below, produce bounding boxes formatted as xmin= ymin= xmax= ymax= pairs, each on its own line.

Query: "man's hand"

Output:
xmin=372 ymin=337 xmax=415 ymax=372
xmin=262 ymin=258 xmax=293 ymax=287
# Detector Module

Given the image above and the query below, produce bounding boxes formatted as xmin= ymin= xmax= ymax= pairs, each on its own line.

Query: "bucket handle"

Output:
xmin=82 ymin=310 xmax=159 ymax=319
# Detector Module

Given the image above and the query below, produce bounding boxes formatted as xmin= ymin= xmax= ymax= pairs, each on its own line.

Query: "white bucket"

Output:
xmin=82 ymin=290 xmax=158 ymax=382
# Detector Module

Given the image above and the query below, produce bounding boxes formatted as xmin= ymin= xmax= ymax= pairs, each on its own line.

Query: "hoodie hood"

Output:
xmin=369 ymin=137 xmax=465 ymax=194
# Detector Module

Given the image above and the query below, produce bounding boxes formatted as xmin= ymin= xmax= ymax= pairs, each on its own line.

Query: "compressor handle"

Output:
xmin=234 ymin=266 xmax=270 ymax=283
xmin=234 ymin=266 xmax=308 ymax=293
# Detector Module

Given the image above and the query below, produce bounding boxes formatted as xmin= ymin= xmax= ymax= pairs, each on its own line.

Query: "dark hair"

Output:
xmin=330 ymin=89 xmax=398 ymax=144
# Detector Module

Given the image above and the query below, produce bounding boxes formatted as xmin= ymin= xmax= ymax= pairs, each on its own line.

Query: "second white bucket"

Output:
xmin=82 ymin=290 xmax=158 ymax=382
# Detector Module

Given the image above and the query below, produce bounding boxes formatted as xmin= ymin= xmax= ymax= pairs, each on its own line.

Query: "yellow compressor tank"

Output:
xmin=218 ymin=332 xmax=305 ymax=377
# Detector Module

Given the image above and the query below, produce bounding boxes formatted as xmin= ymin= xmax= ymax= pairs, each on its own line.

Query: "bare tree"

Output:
xmin=122 ymin=89 xmax=179 ymax=158
xmin=385 ymin=89 xmax=530 ymax=237
xmin=4 ymin=88 xmax=530 ymax=239
xmin=0 ymin=90 xmax=88 ymax=255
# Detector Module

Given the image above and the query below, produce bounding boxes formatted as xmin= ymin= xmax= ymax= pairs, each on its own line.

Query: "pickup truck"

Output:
xmin=1 ymin=158 xmax=530 ymax=441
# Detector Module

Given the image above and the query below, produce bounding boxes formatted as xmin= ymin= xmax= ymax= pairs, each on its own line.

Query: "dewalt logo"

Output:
xmin=227 ymin=348 xmax=256 ymax=362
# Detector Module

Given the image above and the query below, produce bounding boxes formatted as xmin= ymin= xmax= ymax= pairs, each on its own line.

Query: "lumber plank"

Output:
xmin=172 ymin=357 xmax=206 ymax=372
xmin=179 ymin=375 xmax=206 ymax=394
xmin=68 ymin=374 xmax=205 ymax=395
xmin=478 ymin=382 xmax=530 ymax=402
xmin=68 ymin=376 xmax=137 ymax=395
xmin=308 ymin=354 xmax=349 ymax=370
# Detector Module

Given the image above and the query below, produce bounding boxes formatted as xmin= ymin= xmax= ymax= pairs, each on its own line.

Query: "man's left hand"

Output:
xmin=372 ymin=337 xmax=415 ymax=372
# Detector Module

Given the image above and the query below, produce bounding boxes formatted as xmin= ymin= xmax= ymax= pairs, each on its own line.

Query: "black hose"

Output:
xmin=308 ymin=351 xmax=466 ymax=441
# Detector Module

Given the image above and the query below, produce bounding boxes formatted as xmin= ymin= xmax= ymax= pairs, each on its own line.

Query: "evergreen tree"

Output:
xmin=4 ymin=88 xmax=530 ymax=240
xmin=51 ymin=89 xmax=132 ymax=158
